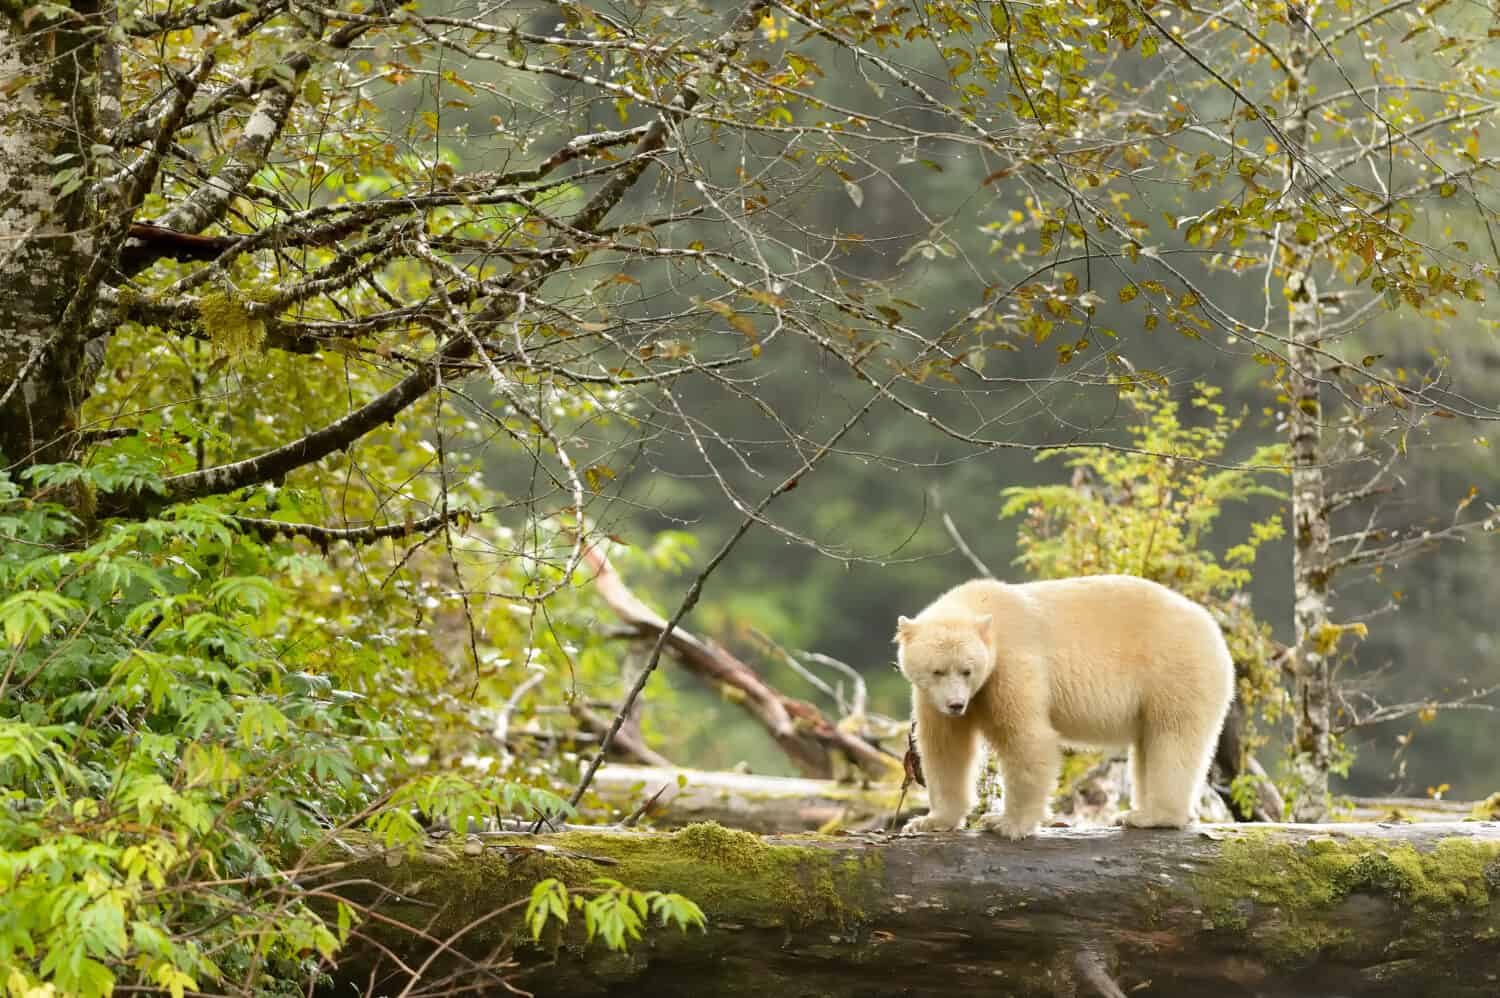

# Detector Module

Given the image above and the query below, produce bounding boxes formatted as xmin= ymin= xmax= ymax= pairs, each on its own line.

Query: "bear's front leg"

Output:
xmin=902 ymin=704 xmax=980 ymax=833
xmin=979 ymin=734 xmax=1061 ymax=840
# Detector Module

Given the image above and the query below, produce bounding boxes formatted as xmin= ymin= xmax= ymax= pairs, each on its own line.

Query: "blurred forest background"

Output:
xmin=445 ymin=2 xmax=1500 ymax=801
xmin=4 ymin=0 xmax=1500 ymax=993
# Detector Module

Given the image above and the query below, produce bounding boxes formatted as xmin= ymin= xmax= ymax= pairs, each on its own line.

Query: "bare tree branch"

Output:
xmin=230 ymin=509 xmax=467 ymax=548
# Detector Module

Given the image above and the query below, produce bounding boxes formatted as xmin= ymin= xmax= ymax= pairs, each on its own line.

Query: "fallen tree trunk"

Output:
xmin=1342 ymin=796 xmax=1477 ymax=823
xmin=318 ymin=820 xmax=1500 ymax=997
xmin=584 ymin=764 xmax=924 ymax=832
xmin=580 ymin=764 xmax=1467 ymax=835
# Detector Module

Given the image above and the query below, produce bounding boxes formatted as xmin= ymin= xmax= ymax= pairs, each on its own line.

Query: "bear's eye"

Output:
xmin=959 ymin=669 xmax=972 ymax=678
xmin=933 ymin=669 xmax=948 ymax=678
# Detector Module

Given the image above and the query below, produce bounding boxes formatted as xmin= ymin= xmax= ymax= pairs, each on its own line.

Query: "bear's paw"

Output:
xmin=1117 ymin=809 xmax=1192 ymax=830
xmin=901 ymin=814 xmax=963 ymax=834
xmin=977 ymin=812 xmax=1040 ymax=840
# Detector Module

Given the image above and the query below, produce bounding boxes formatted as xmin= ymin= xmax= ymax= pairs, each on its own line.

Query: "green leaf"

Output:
xmin=209 ymin=575 xmax=276 ymax=614
xmin=527 ymin=879 xmax=569 ymax=939
xmin=0 ymin=591 xmax=76 ymax=647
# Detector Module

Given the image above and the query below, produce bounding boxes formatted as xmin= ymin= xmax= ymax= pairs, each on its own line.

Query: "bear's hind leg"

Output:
xmin=1121 ymin=728 xmax=1214 ymax=829
xmin=1128 ymin=739 xmax=1152 ymax=817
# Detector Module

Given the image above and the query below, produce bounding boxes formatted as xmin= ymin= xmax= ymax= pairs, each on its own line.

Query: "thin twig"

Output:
xmin=565 ymin=363 xmax=913 ymax=815
xmin=570 ymin=702 xmax=674 ymax=768
xmin=0 ymin=332 xmax=57 ymax=411
xmin=619 ymin=783 xmax=672 ymax=828
xmin=798 ymin=651 xmax=869 ymax=719
xmin=931 ymin=486 xmax=995 ymax=578
xmin=748 ymin=627 xmax=845 ymax=714
xmin=491 ymin=668 xmax=545 ymax=746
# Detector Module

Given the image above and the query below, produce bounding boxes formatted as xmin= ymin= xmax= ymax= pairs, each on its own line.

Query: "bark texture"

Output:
xmin=0 ymin=3 xmax=99 ymax=472
xmin=319 ymin=820 xmax=1500 ymax=998
xmin=1284 ymin=6 xmax=1335 ymax=823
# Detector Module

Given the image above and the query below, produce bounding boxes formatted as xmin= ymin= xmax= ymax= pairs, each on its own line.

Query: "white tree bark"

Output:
xmin=0 ymin=3 xmax=98 ymax=471
xmin=1284 ymin=2 xmax=1334 ymax=822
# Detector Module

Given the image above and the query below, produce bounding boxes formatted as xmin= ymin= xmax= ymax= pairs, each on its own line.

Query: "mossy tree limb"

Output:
xmin=316 ymin=821 xmax=1500 ymax=997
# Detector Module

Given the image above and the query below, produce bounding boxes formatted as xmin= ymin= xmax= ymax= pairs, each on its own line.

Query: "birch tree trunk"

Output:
xmin=0 ymin=1 xmax=99 ymax=475
xmin=1284 ymin=1 xmax=1334 ymax=823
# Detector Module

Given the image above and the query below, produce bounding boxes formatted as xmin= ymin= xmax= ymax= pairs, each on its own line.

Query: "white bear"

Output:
xmin=895 ymin=575 xmax=1234 ymax=839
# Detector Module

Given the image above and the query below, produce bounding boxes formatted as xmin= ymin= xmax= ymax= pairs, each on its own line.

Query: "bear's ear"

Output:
xmin=973 ymin=613 xmax=993 ymax=636
xmin=893 ymin=615 xmax=914 ymax=643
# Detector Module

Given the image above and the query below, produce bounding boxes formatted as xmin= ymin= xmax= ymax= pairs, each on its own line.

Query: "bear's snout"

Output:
xmin=944 ymin=699 xmax=967 ymax=716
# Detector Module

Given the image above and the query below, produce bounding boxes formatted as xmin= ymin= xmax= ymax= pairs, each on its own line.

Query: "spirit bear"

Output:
xmin=896 ymin=575 xmax=1234 ymax=839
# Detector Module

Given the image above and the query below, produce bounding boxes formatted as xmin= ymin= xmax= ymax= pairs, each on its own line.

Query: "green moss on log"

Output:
xmin=549 ymin=822 xmax=883 ymax=929
xmin=358 ymin=822 xmax=883 ymax=948
xmin=1194 ymin=831 xmax=1500 ymax=963
xmin=320 ymin=823 xmax=1500 ymax=997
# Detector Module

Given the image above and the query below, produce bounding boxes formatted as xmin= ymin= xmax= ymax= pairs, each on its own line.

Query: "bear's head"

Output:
xmin=894 ymin=613 xmax=993 ymax=717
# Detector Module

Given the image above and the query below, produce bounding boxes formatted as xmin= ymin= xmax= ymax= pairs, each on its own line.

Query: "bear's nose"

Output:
xmin=946 ymin=700 xmax=966 ymax=714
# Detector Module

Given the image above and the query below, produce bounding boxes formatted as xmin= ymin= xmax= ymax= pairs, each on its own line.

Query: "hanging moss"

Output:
xmin=199 ymin=289 xmax=266 ymax=357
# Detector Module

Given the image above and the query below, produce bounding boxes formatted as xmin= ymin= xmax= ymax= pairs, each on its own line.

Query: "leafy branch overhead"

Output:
xmin=10 ymin=0 xmax=1499 ymax=505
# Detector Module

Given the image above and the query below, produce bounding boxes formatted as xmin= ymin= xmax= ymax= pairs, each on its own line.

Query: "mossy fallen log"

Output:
xmin=316 ymin=820 xmax=1500 ymax=997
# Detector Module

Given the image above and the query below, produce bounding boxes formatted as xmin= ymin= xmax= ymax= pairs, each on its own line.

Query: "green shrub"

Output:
xmin=999 ymin=385 xmax=1289 ymax=802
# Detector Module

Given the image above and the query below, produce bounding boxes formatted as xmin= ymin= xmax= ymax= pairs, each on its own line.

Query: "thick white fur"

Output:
xmin=896 ymin=575 xmax=1234 ymax=839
